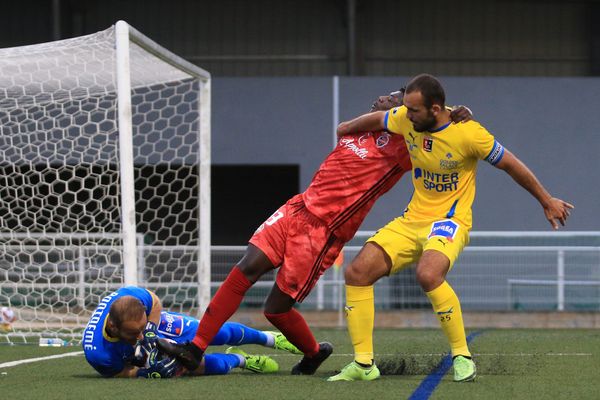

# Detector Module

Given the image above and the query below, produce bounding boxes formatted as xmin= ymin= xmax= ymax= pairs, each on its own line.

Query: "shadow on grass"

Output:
xmin=376 ymin=354 xmax=541 ymax=376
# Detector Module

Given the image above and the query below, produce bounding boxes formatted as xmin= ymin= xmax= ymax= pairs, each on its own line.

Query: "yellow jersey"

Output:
xmin=384 ymin=106 xmax=504 ymax=229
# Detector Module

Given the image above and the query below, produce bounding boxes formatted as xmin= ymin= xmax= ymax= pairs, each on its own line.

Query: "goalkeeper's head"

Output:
xmin=106 ymin=296 xmax=147 ymax=345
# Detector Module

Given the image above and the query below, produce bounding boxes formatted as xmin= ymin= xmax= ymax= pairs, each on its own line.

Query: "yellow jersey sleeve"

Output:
xmin=466 ymin=123 xmax=505 ymax=166
xmin=384 ymin=106 xmax=408 ymax=135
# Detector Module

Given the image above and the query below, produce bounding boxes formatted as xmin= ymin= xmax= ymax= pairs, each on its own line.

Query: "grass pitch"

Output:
xmin=2 ymin=328 xmax=599 ymax=400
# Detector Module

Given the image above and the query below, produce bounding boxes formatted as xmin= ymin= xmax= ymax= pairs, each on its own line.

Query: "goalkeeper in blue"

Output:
xmin=82 ymin=286 xmax=301 ymax=378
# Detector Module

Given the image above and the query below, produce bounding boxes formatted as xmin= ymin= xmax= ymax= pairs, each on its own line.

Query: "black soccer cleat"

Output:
xmin=291 ymin=342 xmax=333 ymax=375
xmin=157 ymin=338 xmax=204 ymax=371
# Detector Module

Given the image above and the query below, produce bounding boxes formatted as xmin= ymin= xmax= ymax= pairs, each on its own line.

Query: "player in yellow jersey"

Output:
xmin=328 ymin=74 xmax=574 ymax=383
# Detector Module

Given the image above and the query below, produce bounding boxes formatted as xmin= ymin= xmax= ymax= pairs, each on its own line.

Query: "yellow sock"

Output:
xmin=345 ymin=285 xmax=375 ymax=365
xmin=426 ymin=281 xmax=471 ymax=358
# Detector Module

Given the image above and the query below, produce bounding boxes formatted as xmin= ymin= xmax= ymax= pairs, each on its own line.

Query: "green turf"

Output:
xmin=1 ymin=328 xmax=599 ymax=400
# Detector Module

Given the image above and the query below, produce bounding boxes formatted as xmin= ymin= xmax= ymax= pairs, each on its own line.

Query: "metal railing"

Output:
xmin=1 ymin=232 xmax=599 ymax=314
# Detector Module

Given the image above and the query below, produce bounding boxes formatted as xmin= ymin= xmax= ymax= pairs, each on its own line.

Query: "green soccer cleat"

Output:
xmin=327 ymin=361 xmax=381 ymax=382
xmin=453 ymin=355 xmax=476 ymax=382
xmin=226 ymin=346 xmax=279 ymax=373
xmin=265 ymin=331 xmax=303 ymax=355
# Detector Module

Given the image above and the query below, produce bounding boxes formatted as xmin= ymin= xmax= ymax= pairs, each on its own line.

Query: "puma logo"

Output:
xmin=437 ymin=238 xmax=447 ymax=247
xmin=436 ymin=307 xmax=454 ymax=315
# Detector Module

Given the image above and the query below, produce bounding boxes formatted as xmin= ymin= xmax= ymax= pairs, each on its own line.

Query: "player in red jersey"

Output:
xmin=159 ymin=91 xmax=473 ymax=376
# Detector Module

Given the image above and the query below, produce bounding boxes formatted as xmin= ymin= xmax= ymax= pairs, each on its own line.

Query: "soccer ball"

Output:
xmin=0 ymin=307 xmax=16 ymax=332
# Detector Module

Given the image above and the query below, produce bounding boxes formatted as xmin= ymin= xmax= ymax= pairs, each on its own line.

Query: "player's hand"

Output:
xmin=139 ymin=321 xmax=159 ymax=355
xmin=543 ymin=197 xmax=574 ymax=229
xmin=136 ymin=349 xmax=181 ymax=379
xmin=450 ymin=105 xmax=473 ymax=123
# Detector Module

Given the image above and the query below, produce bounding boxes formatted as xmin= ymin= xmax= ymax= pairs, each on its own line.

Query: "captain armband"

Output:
xmin=484 ymin=140 xmax=505 ymax=166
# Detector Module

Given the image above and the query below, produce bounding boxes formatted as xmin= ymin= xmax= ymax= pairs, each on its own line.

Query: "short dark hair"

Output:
xmin=108 ymin=296 xmax=146 ymax=329
xmin=405 ymin=74 xmax=445 ymax=109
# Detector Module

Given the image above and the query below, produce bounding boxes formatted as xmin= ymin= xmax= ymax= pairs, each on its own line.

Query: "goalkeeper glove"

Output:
xmin=130 ymin=343 xmax=148 ymax=367
xmin=136 ymin=349 xmax=181 ymax=379
xmin=139 ymin=321 xmax=159 ymax=355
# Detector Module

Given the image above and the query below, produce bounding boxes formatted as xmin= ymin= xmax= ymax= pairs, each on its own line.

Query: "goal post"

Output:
xmin=0 ymin=21 xmax=211 ymax=344
xmin=115 ymin=20 xmax=138 ymax=287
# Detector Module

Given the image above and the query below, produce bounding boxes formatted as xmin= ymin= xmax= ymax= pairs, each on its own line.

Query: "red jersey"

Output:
xmin=302 ymin=131 xmax=411 ymax=241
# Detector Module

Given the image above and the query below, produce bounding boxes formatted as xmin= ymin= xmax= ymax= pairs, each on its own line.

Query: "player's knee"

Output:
xmin=415 ymin=268 xmax=443 ymax=291
xmin=345 ymin=249 xmax=389 ymax=286
xmin=345 ymin=243 xmax=392 ymax=285
xmin=218 ymin=322 xmax=236 ymax=342
xmin=344 ymin=262 xmax=372 ymax=285
xmin=263 ymin=300 xmax=293 ymax=315
xmin=237 ymin=259 xmax=271 ymax=284
xmin=203 ymin=354 xmax=233 ymax=375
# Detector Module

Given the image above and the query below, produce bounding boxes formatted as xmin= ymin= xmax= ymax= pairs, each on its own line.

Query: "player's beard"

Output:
xmin=412 ymin=110 xmax=437 ymax=132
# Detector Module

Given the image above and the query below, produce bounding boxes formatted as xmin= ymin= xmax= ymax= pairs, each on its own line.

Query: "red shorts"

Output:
xmin=249 ymin=194 xmax=344 ymax=302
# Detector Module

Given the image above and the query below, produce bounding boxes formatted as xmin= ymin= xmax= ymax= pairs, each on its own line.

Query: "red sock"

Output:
xmin=265 ymin=309 xmax=320 ymax=357
xmin=192 ymin=266 xmax=252 ymax=350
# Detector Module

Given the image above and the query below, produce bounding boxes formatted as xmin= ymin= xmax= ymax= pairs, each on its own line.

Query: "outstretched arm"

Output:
xmin=147 ymin=291 xmax=162 ymax=325
xmin=341 ymin=91 xmax=472 ymax=137
xmin=494 ymin=150 xmax=574 ymax=229
xmin=337 ymin=111 xmax=387 ymax=137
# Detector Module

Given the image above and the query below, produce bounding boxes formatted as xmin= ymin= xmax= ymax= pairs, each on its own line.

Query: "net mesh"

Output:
xmin=0 ymin=26 xmax=204 ymax=344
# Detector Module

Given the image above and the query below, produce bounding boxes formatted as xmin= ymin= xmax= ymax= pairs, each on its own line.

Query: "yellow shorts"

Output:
xmin=367 ymin=216 xmax=469 ymax=275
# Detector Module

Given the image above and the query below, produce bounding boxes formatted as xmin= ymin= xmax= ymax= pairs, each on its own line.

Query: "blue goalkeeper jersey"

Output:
xmin=82 ymin=286 xmax=199 ymax=377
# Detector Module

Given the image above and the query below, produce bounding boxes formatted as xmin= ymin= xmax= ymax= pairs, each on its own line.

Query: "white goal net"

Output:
xmin=0 ymin=21 xmax=211 ymax=344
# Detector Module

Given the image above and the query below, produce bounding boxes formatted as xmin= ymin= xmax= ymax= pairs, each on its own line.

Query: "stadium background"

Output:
xmin=0 ymin=1 xmax=598 ymax=320
xmin=0 ymin=3 xmax=599 ymax=399
xmin=0 ymin=0 xmax=597 ymax=240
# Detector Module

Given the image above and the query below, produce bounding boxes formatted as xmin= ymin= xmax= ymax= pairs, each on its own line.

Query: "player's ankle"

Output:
xmin=355 ymin=360 xmax=373 ymax=368
xmin=264 ymin=332 xmax=276 ymax=347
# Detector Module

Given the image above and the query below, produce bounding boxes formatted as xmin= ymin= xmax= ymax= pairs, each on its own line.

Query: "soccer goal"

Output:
xmin=0 ymin=21 xmax=211 ymax=344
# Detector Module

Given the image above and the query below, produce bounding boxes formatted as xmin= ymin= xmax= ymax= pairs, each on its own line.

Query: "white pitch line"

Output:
xmin=0 ymin=350 xmax=589 ymax=370
xmin=0 ymin=351 xmax=84 ymax=369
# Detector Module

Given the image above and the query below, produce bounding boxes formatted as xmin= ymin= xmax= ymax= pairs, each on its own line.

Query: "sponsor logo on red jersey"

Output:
xmin=376 ymin=133 xmax=390 ymax=148
xmin=339 ymin=137 xmax=369 ymax=159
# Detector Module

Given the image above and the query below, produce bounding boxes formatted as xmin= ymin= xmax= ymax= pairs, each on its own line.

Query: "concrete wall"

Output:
xmin=213 ymin=76 xmax=600 ymax=231
xmin=0 ymin=0 xmax=592 ymax=77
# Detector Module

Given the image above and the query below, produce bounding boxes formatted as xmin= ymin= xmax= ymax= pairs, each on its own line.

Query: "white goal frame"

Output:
xmin=114 ymin=20 xmax=211 ymax=312
xmin=0 ymin=20 xmax=212 ymax=343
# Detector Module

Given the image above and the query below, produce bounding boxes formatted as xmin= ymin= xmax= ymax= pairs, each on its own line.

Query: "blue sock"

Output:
xmin=203 ymin=354 xmax=241 ymax=375
xmin=209 ymin=322 xmax=268 ymax=346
